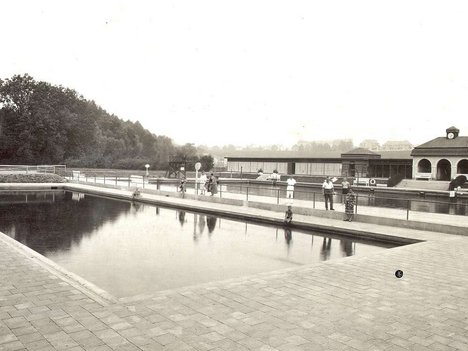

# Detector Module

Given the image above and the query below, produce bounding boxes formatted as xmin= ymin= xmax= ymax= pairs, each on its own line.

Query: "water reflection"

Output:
xmin=0 ymin=191 xmax=130 ymax=255
xmin=320 ymin=237 xmax=332 ymax=261
xmin=192 ymin=214 xmax=207 ymax=242
xmin=226 ymin=184 xmax=468 ymax=215
xmin=178 ymin=210 xmax=186 ymax=226
xmin=206 ymin=216 xmax=217 ymax=234
xmin=284 ymin=228 xmax=292 ymax=245
xmin=0 ymin=191 xmax=396 ymax=297
xmin=340 ymin=239 xmax=354 ymax=257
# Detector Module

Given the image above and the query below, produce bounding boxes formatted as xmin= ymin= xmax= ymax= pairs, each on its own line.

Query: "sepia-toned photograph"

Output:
xmin=0 ymin=1 xmax=467 ymax=350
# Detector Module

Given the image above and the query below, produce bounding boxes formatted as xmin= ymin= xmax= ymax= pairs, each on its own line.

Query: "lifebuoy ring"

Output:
xmin=369 ymin=178 xmax=376 ymax=186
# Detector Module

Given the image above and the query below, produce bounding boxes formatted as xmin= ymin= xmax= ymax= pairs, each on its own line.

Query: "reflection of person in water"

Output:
xmin=339 ymin=239 xmax=353 ymax=256
xmin=284 ymin=228 xmax=292 ymax=245
xmin=206 ymin=216 xmax=217 ymax=234
xmin=131 ymin=201 xmax=142 ymax=212
xmin=178 ymin=211 xmax=186 ymax=226
xmin=320 ymin=237 xmax=332 ymax=261
xmin=198 ymin=215 xmax=206 ymax=234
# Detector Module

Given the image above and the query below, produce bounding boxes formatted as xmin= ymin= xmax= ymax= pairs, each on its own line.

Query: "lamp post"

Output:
xmin=194 ymin=162 xmax=201 ymax=194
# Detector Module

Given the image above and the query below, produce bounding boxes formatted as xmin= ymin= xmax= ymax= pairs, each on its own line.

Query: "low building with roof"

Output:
xmin=411 ymin=126 xmax=468 ymax=181
xmin=224 ymin=127 xmax=468 ymax=185
xmin=225 ymin=148 xmax=413 ymax=182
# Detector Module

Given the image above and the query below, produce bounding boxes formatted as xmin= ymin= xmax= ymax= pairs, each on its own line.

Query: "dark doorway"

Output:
xmin=457 ymin=159 xmax=468 ymax=174
xmin=349 ymin=162 xmax=356 ymax=177
xmin=436 ymin=159 xmax=451 ymax=180
xmin=287 ymin=162 xmax=296 ymax=175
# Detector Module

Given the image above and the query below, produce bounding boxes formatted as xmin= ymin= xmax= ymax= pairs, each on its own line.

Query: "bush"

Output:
xmin=113 ymin=158 xmax=150 ymax=170
xmin=387 ymin=173 xmax=405 ymax=187
xmin=0 ymin=173 xmax=66 ymax=183
xmin=449 ymin=175 xmax=467 ymax=190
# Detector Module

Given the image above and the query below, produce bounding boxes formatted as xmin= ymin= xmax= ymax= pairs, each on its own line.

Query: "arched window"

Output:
xmin=436 ymin=159 xmax=451 ymax=181
xmin=417 ymin=159 xmax=431 ymax=173
xmin=457 ymin=159 xmax=468 ymax=174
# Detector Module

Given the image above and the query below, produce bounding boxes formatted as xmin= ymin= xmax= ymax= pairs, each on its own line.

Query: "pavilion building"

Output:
xmin=411 ymin=126 xmax=468 ymax=181
xmin=224 ymin=127 xmax=468 ymax=183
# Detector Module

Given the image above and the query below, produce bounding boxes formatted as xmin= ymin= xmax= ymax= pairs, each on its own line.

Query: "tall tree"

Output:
xmin=0 ymin=74 xmax=179 ymax=168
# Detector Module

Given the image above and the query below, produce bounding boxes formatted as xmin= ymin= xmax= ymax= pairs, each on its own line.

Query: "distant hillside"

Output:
xmin=0 ymin=74 xmax=176 ymax=169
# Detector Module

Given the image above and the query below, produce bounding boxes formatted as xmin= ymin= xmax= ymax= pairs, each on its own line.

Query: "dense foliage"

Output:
xmin=0 ymin=74 xmax=212 ymax=170
xmin=449 ymin=175 xmax=467 ymax=190
xmin=0 ymin=173 xmax=66 ymax=183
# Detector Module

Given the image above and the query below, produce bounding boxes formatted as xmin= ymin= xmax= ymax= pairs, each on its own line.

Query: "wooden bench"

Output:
xmin=415 ymin=173 xmax=432 ymax=180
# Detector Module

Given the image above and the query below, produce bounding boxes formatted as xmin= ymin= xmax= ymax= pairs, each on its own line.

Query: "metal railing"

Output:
xmin=69 ymin=174 xmax=468 ymax=220
xmin=0 ymin=165 xmax=67 ymax=174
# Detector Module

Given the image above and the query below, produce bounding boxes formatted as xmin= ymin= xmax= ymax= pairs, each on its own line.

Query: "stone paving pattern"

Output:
xmin=1 ymin=184 xmax=467 ymax=350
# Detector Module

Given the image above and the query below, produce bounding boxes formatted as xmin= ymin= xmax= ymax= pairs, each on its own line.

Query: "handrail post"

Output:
xmin=94 ymin=175 xmax=96 ymax=183
xmin=246 ymin=187 xmax=249 ymax=202
xmin=407 ymin=200 xmax=410 ymax=220
xmin=277 ymin=188 xmax=280 ymax=204
xmin=313 ymin=192 xmax=316 ymax=209
xmin=219 ymin=181 xmax=222 ymax=198
xmin=115 ymin=176 xmax=117 ymax=186
xmin=103 ymin=175 xmax=106 ymax=184
xmin=128 ymin=177 xmax=130 ymax=188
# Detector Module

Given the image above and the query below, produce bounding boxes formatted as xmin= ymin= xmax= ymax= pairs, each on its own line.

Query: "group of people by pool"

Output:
xmin=179 ymin=171 xmax=219 ymax=196
xmin=179 ymin=172 xmax=356 ymax=222
xmin=284 ymin=176 xmax=356 ymax=224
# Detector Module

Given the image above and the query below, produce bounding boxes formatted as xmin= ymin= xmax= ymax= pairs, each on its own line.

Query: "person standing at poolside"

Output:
xmin=286 ymin=176 xmax=296 ymax=199
xmin=341 ymin=177 xmax=350 ymax=203
xmin=198 ymin=171 xmax=207 ymax=195
xmin=344 ymin=188 xmax=356 ymax=221
xmin=208 ymin=172 xmax=218 ymax=196
xmin=322 ymin=176 xmax=335 ymax=210
xmin=178 ymin=176 xmax=186 ymax=192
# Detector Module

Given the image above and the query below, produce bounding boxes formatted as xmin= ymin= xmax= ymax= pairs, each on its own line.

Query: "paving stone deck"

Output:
xmin=1 ymin=184 xmax=467 ymax=350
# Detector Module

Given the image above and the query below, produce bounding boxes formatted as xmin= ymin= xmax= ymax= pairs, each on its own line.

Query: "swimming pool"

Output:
xmin=0 ymin=190 xmax=399 ymax=298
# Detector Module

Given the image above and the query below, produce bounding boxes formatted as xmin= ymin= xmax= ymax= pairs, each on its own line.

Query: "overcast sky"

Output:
xmin=2 ymin=1 xmax=468 ymax=147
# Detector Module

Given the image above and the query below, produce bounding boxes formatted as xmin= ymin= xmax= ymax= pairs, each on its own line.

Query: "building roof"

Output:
xmin=411 ymin=136 xmax=468 ymax=156
xmin=378 ymin=150 xmax=412 ymax=159
xmin=341 ymin=147 xmax=379 ymax=155
xmin=225 ymin=149 xmax=413 ymax=162
xmin=341 ymin=148 xmax=381 ymax=160
xmin=224 ymin=151 xmax=343 ymax=159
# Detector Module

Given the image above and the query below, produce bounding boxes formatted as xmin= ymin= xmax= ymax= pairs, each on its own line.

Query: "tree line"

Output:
xmin=197 ymin=139 xmax=356 ymax=159
xmin=0 ymin=74 xmax=214 ymax=171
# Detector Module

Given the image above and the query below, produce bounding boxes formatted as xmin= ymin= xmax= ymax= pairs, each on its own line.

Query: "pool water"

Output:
xmin=0 ymin=190 xmax=397 ymax=298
